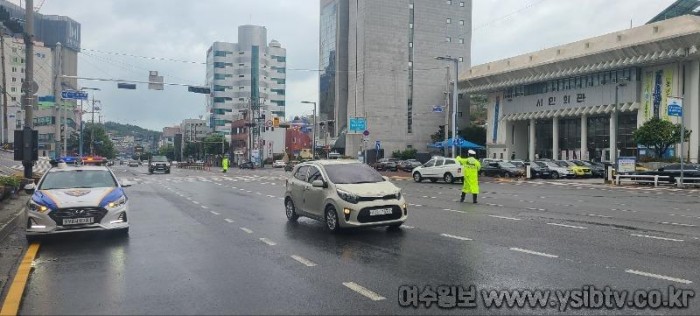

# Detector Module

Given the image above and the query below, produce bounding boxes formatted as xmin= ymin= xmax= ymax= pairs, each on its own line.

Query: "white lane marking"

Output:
xmin=239 ymin=188 xmax=245 ymax=191
xmin=224 ymin=218 xmax=235 ymax=223
xmin=547 ymin=223 xmax=587 ymax=230
xmin=240 ymin=227 xmax=253 ymax=233
xmin=246 ymin=190 xmax=253 ymax=193
xmin=342 ymin=282 xmax=386 ymax=301
xmin=509 ymin=247 xmax=558 ymax=258
xmin=631 ymin=234 xmax=683 ymax=242
xmin=489 ymin=215 xmax=521 ymax=221
xmin=421 ymin=196 xmax=429 ymax=198
xmin=259 ymin=238 xmax=277 ymax=246
xmin=216 ymin=183 xmax=222 ymax=186
xmin=660 ymin=222 xmax=696 ymax=227
xmin=256 ymin=192 xmax=262 ymax=195
xmin=186 ymin=197 xmax=192 ymax=200
xmin=409 ymin=204 xmax=423 ymax=207
xmin=442 ymin=208 xmax=461 ymax=213
xmin=290 ymin=255 xmax=317 ymax=267
xmin=192 ymin=201 xmax=200 ymax=205
xmin=210 ymin=211 xmax=220 ymax=215
xmin=201 ymin=205 xmax=209 ymax=209
xmin=267 ymin=195 xmax=276 ymax=198
xmin=586 ymin=213 xmax=612 ymax=218
xmin=624 ymin=269 xmax=692 ymax=284
xmin=401 ymin=225 xmax=415 ymax=229
xmin=440 ymin=233 xmax=472 ymax=241
xmin=232 ymin=187 xmax=237 ymax=189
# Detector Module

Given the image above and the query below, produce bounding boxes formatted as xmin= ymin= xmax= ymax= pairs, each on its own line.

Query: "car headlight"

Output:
xmin=28 ymin=200 xmax=51 ymax=213
xmin=107 ymin=195 xmax=127 ymax=209
xmin=337 ymin=189 xmax=359 ymax=204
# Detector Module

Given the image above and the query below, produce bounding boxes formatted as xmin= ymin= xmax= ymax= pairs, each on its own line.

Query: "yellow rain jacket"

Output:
xmin=456 ymin=156 xmax=481 ymax=194
xmin=222 ymin=157 xmax=230 ymax=172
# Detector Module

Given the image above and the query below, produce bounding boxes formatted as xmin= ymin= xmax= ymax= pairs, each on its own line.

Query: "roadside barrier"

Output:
xmin=615 ymin=174 xmax=670 ymax=187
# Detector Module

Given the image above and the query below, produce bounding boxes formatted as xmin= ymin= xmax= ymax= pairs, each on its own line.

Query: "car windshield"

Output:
xmin=572 ymin=161 xmax=586 ymax=166
xmin=543 ymin=162 xmax=560 ymax=168
xmin=510 ymin=161 xmax=524 ymax=167
xmin=555 ymin=161 xmax=570 ymax=167
xmin=38 ymin=170 xmax=117 ymax=190
xmin=499 ymin=162 xmax=517 ymax=168
xmin=324 ymin=164 xmax=385 ymax=184
xmin=151 ymin=156 xmax=168 ymax=162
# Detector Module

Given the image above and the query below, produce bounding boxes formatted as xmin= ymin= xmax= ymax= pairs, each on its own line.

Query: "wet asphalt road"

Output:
xmin=16 ymin=165 xmax=700 ymax=315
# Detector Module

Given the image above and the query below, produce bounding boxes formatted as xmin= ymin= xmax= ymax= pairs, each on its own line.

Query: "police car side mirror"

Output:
xmin=121 ymin=180 xmax=134 ymax=188
xmin=24 ymin=183 xmax=36 ymax=194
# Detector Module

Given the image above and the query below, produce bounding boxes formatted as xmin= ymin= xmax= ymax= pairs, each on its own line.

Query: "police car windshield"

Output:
xmin=325 ymin=164 xmax=384 ymax=184
xmin=39 ymin=170 xmax=117 ymax=190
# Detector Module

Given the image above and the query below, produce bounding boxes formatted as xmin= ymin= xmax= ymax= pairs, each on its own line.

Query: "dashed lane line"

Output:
xmin=240 ymin=227 xmax=253 ymax=233
xmin=260 ymin=238 xmax=277 ymax=246
xmin=401 ymin=225 xmax=415 ymax=229
xmin=192 ymin=201 xmax=200 ymax=205
xmin=488 ymin=215 xmax=521 ymax=221
xmin=224 ymin=218 xmax=235 ymax=223
xmin=210 ymin=211 xmax=220 ymax=215
xmin=290 ymin=255 xmax=317 ymax=267
xmin=547 ymin=223 xmax=587 ymax=230
xmin=631 ymin=234 xmax=683 ymax=242
xmin=509 ymin=247 xmax=558 ymax=258
xmin=267 ymin=195 xmax=276 ymax=198
xmin=440 ymin=233 xmax=472 ymax=241
xmin=624 ymin=269 xmax=692 ymax=284
xmin=342 ymin=282 xmax=386 ymax=301
xmin=201 ymin=206 xmax=209 ymax=209
xmin=586 ymin=213 xmax=612 ymax=218
xmin=660 ymin=222 xmax=696 ymax=227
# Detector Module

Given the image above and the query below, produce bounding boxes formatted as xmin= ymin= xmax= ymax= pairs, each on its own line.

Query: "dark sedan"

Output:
xmin=398 ymin=159 xmax=423 ymax=172
xmin=374 ymin=158 xmax=399 ymax=171
xmin=527 ymin=161 xmax=552 ymax=179
xmin=636 ymin=163 xmax=700 ymax=184
xmin=479 ymin=161 xmax=525 ymax=178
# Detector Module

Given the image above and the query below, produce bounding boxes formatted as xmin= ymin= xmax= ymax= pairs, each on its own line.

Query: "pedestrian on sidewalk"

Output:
xmin=222 ymin=156 xmax=229 ymax=173
xmin=456 ymin=149 xmax=481 ymax=203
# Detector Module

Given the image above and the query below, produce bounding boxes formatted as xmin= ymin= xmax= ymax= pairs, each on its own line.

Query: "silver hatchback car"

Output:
xmin=284 ymin=160 xmax=408 ymax=232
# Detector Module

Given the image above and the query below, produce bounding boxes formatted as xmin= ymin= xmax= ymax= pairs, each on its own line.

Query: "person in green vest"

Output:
xmin=222 ymin=156 xmax=230 ymax=173
xmin=456 ymin=149 xmax=481 ymax=203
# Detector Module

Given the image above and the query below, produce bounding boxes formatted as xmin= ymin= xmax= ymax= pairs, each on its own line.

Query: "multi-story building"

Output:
xmin=180 ymin=119 xmax=210 ymax=142
xmin=205 ymin=25 xmax=286 ymax=144
xmin=160 ymin=126 xmax=181 ymax=148
xmin=0 ymin=0 xmax=81 ymax=157
xmin=319 ymin=0 xmax=472 ymax=156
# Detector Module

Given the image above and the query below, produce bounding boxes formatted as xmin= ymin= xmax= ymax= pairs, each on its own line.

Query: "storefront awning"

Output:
xmin=500 ymin=102 xmax=639 ymax=121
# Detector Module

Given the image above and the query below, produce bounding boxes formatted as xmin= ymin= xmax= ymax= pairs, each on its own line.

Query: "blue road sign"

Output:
xmin=432 ymin=105 xmax=444 ymax=113
xmin=61 ymin=90 xmax=88 ymax=100
xmin=349 ymin=117 xmax=366 ymax=133
xmin=667 ymin=97 xmax=683 ymax=117
xmin=375 ymin=140 xmax=381 ymax=152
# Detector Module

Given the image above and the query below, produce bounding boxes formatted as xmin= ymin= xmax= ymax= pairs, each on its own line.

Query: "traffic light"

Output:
xmin=188 ymin=86 xmax=211 ymax=94
xmin=273 ymin=117 xmax=280 ymax=127
xmin=118 ymin=83 xmax=137 ymax=89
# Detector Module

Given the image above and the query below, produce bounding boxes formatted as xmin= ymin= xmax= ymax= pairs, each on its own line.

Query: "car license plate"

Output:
xmin=370 ymin=208 xmax=393 ymax=216
xmin=63 ymin=217 xmax=94 ymax=225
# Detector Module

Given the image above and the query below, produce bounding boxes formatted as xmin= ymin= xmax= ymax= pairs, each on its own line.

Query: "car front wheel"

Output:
xmin=444 ymin=173 xmax=455 ymax=184
xmin=285 ymin=198 xmax=299 ymax=222
xmin=325 ymin=206 xmax=340 ymax=233
xmin=551 ymin=172 xmax=559 ymax=179
xmin=413 ymin=172 xmax=423 ymax=183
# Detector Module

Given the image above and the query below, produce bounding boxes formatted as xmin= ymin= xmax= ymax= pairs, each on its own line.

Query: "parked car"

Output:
xmin=525 ymin=161 xmax=552 ymax=179
xmin=536 ymin=160 xmax=573 ymax=179
xmin=556 ymin=160 xmax=593 ymax=178
xmin=572 ymin=160 xmax=605 ymax=178
xmin=412 ymin=156 xmax=463 ymax=183
xmin=273 ymin=160 xmax=287 ymax=168
xmin=128 ymin=160 xmax=139 ymax=167
xmin=373 ymin=158 xmax=399 ymax=171
xmin=239 ymin=161 xmax=255 ymax=169
xmin=479 ymin=161 xmax=524 ymax=178
xmin=398 ymin=159 xmax=423 ymax=172
xmin=284 ymin=160 xmax=407 ymax=232
xmin=636 ymin=163 xmax=700 ymax=184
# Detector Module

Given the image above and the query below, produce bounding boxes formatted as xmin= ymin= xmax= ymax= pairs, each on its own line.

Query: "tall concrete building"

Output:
xmin=319 ymin=0 xmax=472 ymax=157
xmin=205 ymin=25 xmax=286 ymax=142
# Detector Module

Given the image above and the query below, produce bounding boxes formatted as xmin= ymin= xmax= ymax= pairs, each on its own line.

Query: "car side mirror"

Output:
xmin=311 ymin=180 xmax=326 ymax=188
xmin=121 ymin=180 xmax=134 ymax=188
xmin=24 ymin=183 xmax=36 ymax=194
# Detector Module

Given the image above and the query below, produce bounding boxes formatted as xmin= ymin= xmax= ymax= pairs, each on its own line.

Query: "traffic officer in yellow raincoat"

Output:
xmin=222 ymin=156 xmax=230 ymax=173
xmin=456 ymin=149 xmax=481 ymax=203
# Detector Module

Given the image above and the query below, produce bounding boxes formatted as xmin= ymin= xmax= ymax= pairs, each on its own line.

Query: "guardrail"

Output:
xmin=615 ymin=174 xmax=671 ymax=187
xmin=177 ymin=163 xmax=211 ymax=171
xmin=676 ymin=177 xmax=700 ymax=187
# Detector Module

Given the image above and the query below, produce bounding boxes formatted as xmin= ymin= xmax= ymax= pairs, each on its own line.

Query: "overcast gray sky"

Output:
xmin=18 ymin=0 xmax=675 ymax=131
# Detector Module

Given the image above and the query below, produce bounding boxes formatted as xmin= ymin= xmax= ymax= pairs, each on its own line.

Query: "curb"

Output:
xmin=0 ymin=199 xmax=26 ymax=243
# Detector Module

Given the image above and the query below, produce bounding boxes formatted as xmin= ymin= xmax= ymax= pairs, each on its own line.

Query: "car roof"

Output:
xmin=47 ymin=165 xmax=111 ymax=173
xmin=301 ymin=159 xmax=362 ymax=166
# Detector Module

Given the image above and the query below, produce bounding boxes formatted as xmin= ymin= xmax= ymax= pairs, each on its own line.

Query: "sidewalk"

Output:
xmin=0 ymin=194 xmax=28 ymax=303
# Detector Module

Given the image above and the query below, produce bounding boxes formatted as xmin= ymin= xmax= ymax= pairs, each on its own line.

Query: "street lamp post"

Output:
xmin=79 ymin=87 xmax=100 ymax=158
xmin=613 ymin=82 xmax=626 ymax=164
xmin=301 ymin=101 xmax=317 ymax=159
xmin=436 ymin=56 xmax=459 ymax=158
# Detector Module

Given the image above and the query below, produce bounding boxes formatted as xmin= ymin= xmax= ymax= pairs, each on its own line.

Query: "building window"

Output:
xmin=239 ymin=51 xmax=245 ymax=55
xmin=409 ymin=23 xmax=413 ymax=29
xmin=11 ymin=67 xmax=16 ymax=72
xmin=11 ymin=97 xmax=16 ymax=101
xmin=460 ymin=1 xmax=464 ymax=7
xmin=409 ymin=3 xmax=413 ymax=9
xmin=459 ymin=38 xmax=464 ymax=44
xmin=239 ymin=63 xmax=244 ymax=66
xmin=446 ymin=37 xmax=451 ymax=42
xmin=239 ymin=75 xmax=244 ymax=78
xmin=10 ymin=87 xmax=16 ymax=92
xmin=446 ymin=18 xmax=451 ymax=24
xmin=11 ymin=77 xmax=16 ymax=82
xmin=239 ymin=87 xmax=245 ymax=90
xmin=239 ymin=98 xmax=245 ymax=101
xmin=408 ymin=61 xmax=413 ymax=67
xmin=409 ymin=42 xmax=413 ymax=48
xmin=458 ymin=57 xmax=464 ymax=62
xmin=459 ymin=20 xmax=464 ymax=25
xmin=446 ymin=0 xmax=452 ymax=4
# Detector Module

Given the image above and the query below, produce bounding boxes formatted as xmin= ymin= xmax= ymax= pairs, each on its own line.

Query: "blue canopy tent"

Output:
xmin=428 ymin=137 xmax=484 ymax=150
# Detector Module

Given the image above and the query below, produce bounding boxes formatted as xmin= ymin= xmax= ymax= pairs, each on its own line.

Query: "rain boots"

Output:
xmin=460 ymin=193 xmax=477 ymax=204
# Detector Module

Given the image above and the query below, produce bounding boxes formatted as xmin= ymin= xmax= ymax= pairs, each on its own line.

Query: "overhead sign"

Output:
xmin=349 ymin=117 xmax=366 ymax=133
xmin=667 ymin=97 xmax=683 ymax=117
xmin=61 ymin=90 xmax=88 ymax=100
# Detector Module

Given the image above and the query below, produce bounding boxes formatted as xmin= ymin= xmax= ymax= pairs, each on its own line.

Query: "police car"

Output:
xmin=24 ymin=163 xmax=132 ymax=240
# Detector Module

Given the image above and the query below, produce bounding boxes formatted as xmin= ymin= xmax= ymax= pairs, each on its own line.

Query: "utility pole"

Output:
xmin=1 ymin=30 xmax=7 ymax=145
xmin=21 ymin=0 xmax=35 ymax=178
xmin=444 ymin=67 xmax=450 ymax=157
xmin=53 ymin=42 xmax=62 ymax=157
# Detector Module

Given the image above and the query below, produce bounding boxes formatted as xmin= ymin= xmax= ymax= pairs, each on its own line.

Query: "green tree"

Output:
xmin=201 ymin=134 xmax=229 ymax=155
xmin=459 ymin=125 xmax=486 ymax=146
xmin=67 ymin=124 xmax=116 ymax=158
xmin=633 ymin=118 xmax=690 ymax=158
xmin=159 ymin=145 xmax=176 ymax=160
